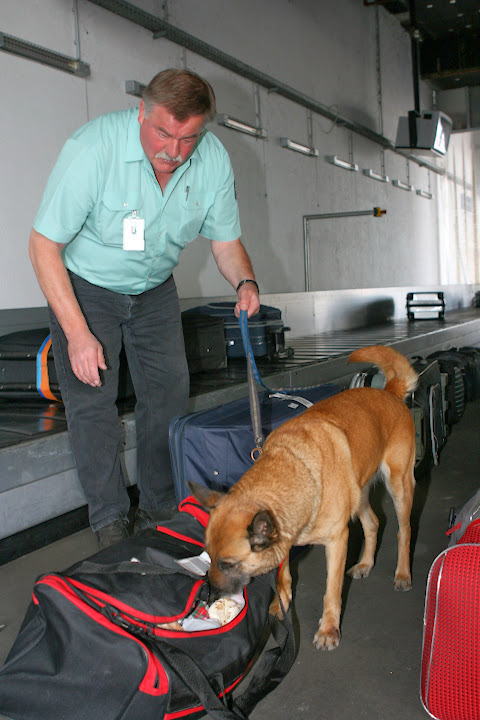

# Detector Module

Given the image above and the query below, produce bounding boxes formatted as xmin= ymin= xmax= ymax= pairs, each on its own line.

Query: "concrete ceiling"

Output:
xmin=366 ymin=0 xmax=480 ymax=90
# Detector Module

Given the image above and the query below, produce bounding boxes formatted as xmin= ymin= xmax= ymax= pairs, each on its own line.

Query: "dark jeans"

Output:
xmin=49 ymin=272 xmax=189 ymax=531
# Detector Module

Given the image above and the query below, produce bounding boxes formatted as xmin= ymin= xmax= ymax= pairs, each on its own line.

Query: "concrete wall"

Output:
xmin=0 ymin=0 xmax=479 ymax=314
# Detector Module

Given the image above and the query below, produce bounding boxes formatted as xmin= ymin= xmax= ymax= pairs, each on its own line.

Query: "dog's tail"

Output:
xmin=349 ymin=345 xmax=418 ymax=401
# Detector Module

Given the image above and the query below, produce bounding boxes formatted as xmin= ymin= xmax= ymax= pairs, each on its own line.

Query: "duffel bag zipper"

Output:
xmin=66 ymin=575 xmax=206 ymax=628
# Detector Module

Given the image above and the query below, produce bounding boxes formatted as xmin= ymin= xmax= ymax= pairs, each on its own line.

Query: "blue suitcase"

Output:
xmin=169 ymin=384 xmax=344 ymax=503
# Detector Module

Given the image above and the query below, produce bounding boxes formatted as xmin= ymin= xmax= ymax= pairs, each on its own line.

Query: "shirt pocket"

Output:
xmin=99 ymin=190 xmax=144 ymax=246
xmin=169 ymin=191 xmax=216 ymax=244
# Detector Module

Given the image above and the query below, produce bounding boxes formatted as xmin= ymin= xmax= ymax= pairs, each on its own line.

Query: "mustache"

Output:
xmin=154 ymin=150 xmax=183 ymax=163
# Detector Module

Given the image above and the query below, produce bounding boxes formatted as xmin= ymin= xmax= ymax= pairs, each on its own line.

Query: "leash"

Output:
xmin=239 ymin=310 xmax=317 ymax=460
xmin=239 ymin=309 xmax=267 ymax=457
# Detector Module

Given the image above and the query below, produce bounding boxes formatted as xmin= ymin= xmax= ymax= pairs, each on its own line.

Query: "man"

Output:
xmin=29 ymin=69 xmax=260 ymax=549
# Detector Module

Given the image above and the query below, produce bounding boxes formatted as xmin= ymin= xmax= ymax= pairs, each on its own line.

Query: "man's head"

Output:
xmin=142 ymin=68 xmax=216 ymax=123
xmin=139 ymin=69 xmax=216 ymax=181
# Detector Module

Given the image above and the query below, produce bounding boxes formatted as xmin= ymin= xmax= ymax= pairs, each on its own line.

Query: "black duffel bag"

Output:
xmin=0 ymin=497 xmax=295 ymax=720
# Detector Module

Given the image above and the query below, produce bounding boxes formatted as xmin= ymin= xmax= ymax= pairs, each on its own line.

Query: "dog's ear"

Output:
xmin=248 ymin=510 xmax=277 ymax=551
xmin=187 ymin=480 xmax=225 ymax=509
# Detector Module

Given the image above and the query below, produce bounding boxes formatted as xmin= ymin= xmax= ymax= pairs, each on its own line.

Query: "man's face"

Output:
xmin=138 ymin=101 xmax=205 ymax=180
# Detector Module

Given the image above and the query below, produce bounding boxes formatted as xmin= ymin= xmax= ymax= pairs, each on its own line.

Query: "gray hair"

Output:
xmin=143 ymin=68 xmax=216 ymax=123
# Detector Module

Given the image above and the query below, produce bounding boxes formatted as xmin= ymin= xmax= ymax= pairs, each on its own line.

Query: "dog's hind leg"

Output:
xmin=313 ymin=527 xmax=349 ymax=650
xmin=347 ymin=482 xmax=379 ymax=580
xmin=384 ymin=460 xmax=415 ymax=591
xmin=269 ymin=554 xmax=292 ymax=618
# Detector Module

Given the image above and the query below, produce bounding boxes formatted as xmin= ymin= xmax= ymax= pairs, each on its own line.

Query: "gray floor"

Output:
xmin=0 ymin=402 xmax=479 ymax=719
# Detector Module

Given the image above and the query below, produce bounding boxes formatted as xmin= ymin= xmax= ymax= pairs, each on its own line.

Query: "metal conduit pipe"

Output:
xmin=303 ymin=208 xmax=386 ymax=291
xmin=87 ymin=0 xmax=444 ymax=176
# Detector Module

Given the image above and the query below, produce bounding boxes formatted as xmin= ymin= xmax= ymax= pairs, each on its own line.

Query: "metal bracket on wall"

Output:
xmin=125 ymin=80 xmax=145 ymax=98
xmin=0 ymin=31 xmax=90 ymax=77
xmin=303 ymin=207 xmax=387 ymax=291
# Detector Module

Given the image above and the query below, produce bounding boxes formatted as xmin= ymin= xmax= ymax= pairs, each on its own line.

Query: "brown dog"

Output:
xmin=189 ymin=345 xmax=418 ymax=650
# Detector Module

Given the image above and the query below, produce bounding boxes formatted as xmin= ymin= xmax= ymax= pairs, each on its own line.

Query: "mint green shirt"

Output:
xmin=33 ymin=108 xmax=241 ymax=294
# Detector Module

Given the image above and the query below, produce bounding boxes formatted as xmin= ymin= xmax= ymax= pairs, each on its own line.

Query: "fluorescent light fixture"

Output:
xmin=125 ymin=80 xmax=145 ymax=97
xmin=363 ymin=168 xmax=390 ymax=183
xmin=280 ymin=138 xmax=319 ymax=157
xmin=326 ymin=155 xmax=359 ymax=172
xmin=0 ymin=31 xmax=90 ymax=77
xmin=392 ymin=179 xmax=414 ymax=192
xmin=216 ymin=114 xmax=267 ymax=138
xmin=416 ymin=189 xmax=433 ymax=199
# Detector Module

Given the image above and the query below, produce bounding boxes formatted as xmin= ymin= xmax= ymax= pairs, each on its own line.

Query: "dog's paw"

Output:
xmin=312 ymin=626 xmax=341 ymax=651
xmin=347 ymin=562 xmax=373 ymax=580
xmin=394 ymin=574 xmax=412 ymax=592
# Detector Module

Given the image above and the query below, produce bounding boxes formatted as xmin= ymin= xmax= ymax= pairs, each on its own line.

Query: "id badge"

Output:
xmin=123 ymin=211 xmax=145 ymax=251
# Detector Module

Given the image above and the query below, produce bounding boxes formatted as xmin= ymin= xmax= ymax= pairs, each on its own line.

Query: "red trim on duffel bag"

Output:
xmin=178 ymin=497 xmax=210 ymax=528
xmin=155 ymin=525 xmax=205 ymax=548
xmin=67 ymin=576 xmax=204 ymax=625
xmin=34 ymin=575 xmax=168 ymax=697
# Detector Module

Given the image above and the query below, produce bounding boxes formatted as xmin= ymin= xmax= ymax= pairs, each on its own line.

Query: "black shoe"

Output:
xmin=95 ymin=518 xmax=130 ymax=549
xmin=133 ymin=504 xmax=178 ymax=535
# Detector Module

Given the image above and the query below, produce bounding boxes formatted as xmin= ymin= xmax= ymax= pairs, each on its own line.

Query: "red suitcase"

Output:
xmin=420 ymin=517 xmax=480 ymax=720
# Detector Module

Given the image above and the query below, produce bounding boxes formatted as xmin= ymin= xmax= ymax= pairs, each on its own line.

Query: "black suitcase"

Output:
xmin=181 ymin=313 xmax=227 ymax=374
xmin=456 ymin=346 xmax=480 ymax=400
xmin=407 ymin=358 xmax=447 ymax=474
xmin=0 ymin=328 xmax=60 ymax=400
xmin=426 ymin=354 xmax=465 ymax=427
xmin=169 ymin=384 xmax=344 ymax=503
xmin=428 ymin=349 xmax=474 ymax=403
xmin=0 ymin=497 xmax=294 ymax=720
xmin=0 ymin=328 xmax=135 ymax=403
xmin=183 ymin=303 xmax=292 ymax=360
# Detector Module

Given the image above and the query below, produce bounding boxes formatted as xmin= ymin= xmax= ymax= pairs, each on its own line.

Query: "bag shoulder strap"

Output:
xmin=152 ymin=611 xmax=295 ymax=720
xmin=153 ymin=574 xmax=296 ymax=719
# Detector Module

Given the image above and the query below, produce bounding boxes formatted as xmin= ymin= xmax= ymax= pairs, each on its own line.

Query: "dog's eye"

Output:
xmin=217 ymin=559 xmax=240 ymax=573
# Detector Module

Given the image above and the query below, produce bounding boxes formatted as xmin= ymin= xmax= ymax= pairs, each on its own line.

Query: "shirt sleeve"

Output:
xmin=198 ymin=151 xmax=241 ymax=242
xmin=33 ymin=136 xmax=101 ymax=244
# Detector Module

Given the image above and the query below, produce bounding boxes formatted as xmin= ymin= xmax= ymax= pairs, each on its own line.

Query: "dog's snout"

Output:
xmin=207 ymin=562 xmax=250 ymax=598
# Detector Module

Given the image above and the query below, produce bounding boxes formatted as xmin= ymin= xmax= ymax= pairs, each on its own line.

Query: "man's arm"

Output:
xmin=29 ymin=228 xmax=107 ymax=387
xmin=210 ymin=238 xmax=260 ymax=318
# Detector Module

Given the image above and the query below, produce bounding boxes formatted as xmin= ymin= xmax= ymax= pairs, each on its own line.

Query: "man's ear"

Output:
xmin=187 ymin=480 xmax=225 ymax=509
xmin=248 ymin=510 xmax=277 ymax=551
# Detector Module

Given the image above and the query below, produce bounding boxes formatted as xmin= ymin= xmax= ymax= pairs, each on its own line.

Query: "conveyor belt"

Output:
xmin=0 ymin=315 xmax=478 ymax=449
xmin=1 ymin=309 xmax=480 ymax=555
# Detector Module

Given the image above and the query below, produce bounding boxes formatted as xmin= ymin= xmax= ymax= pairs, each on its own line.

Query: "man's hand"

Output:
xmin=235 ymin=282 xmax=260 ymax=319
xmin=67 ymin=328 xmax=107 ymax=387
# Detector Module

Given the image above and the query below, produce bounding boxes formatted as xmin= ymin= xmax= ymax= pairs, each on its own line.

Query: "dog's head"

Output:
xmin=188 ymin=480 xmax=286 ymax=599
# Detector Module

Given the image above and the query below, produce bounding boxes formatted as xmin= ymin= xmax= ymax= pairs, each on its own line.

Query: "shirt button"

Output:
xmin=123 ymin=202 xmax=128 ymax=207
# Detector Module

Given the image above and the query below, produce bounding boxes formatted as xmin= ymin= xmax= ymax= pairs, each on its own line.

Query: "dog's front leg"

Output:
xmin=313 ymin=528 xmax=349 ymax=651
xmin=269 ymin=555 xmax=292 ymax=618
